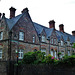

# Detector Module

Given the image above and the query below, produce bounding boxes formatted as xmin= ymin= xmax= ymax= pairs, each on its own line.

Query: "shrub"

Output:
xmin=22 ymin=51 xmax=45 ymax=64
xmin=22 ymin=52 xmax=36 ymax=64
xmin=45 ymin=54 xmax=56 ymax=64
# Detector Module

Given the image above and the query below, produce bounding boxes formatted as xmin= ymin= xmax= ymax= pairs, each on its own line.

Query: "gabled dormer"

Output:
xmin=39 ymin=29 xmax=46 ymax=43
xmin=60 ymin=36 xmax=64 ymax=46
xmin=67 ymin=36 xmax=70 ymax=46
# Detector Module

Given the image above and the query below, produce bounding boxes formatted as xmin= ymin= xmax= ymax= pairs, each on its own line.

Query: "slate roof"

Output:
xmin=33 ymin=22 xmax=54 ymax=39
xmin=5 ymin=14 xmax=23 ymax=30
xmin=4 ymin=12 xmax=75 ymax=43
xmin=55 ymin=30 xmax=75 ymax=43
xmin=33 ymin=22 xmax=75 ymax=43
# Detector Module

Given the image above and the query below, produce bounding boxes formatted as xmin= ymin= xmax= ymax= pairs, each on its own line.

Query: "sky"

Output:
xmin=0 ymin=0 xmax=75 ymax=35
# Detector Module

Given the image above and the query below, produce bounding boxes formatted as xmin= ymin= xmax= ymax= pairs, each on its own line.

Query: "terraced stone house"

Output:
xmin=0 ymin=7 xmax=75 ymax=61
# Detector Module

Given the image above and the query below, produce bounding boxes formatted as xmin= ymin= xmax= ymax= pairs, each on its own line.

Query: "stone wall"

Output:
xmin=0 ymin=61 xmax=7 ymax=75
xmin=17 ymin=64 xmax=75 ymax=75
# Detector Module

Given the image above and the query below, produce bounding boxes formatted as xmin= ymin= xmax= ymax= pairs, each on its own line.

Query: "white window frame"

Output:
xmin=19 ymin=49 xmax=23 ymax=59
xmin=61 ymin=40 xmax=64 ymax=46
xmin=51 ymin=50 xmax=53 ymax=56
xmin=54 ymin=51 xmax=57 ymax=58
xmin=54 ymin=39 xmax=56 ymax=45
xmin=60 ymin=51 xmax=64 ymax=58
xmin=0 ymin=32 xmax=3 ymax=40
xmin=51 ymin=38 xmax=53 ymax=44
xmin=41 ymin=49 xmax=46 ymax=56
xmin=68 ymin=50 xmax=70 ymax=56
xmin=67 ymin=41 xmax=70 ymax=46
xmin=0 ymin=49 xmax=2 ymax=59
xmin=42 ymin=35 xmax=45 ymax=42
xmin=19 ymin=32 xmax=24 ymax=41
xmin=33 ymin=36 xmax=35 ymax=43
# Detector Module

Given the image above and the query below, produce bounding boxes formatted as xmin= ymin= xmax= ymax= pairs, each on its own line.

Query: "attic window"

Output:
xmin=19 ymin=32 xmax=24 ymax=41
xmin=14 ymin=34 xmax=17 ymax=38
xmin=33 ymin=35 xmax=35 ymax=43
xmin=54 ymin=39 xmax=56 ymax=44
xmin=67 ymin=41 xmax=70 ymax=46
xmin=0 ymin=32 xmax=3 ymax=40
xmin=42 ymin=35 xmax=45 ymax=42
xmin=61 ymin=40 xmax=64 ymax=46
xmin=50 ymin=38 xmax=53 ymax=44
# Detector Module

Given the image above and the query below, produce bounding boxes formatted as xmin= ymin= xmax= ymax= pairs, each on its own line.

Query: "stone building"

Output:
xmin=0 ymin=7 xmax=75 ymax=61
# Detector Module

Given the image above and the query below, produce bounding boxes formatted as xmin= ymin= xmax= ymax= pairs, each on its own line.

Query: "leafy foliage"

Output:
xmin=22 ymin=51 xmax=45 ymax=64
xmin=21 ymin=51 xmax=75 ymax=66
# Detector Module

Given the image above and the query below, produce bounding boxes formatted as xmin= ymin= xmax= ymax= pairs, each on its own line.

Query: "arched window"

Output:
xmin=68 ymin=50 xmax=70 ymax=56
xmin=51 ymin=49 xmax=53 ymax=56
xmin=41 ymin=49 xmax=46 ymax=56
xmin=54 ymin=50 xmax=57 ymax=58
xmin=50 ymin=38 xmax=53 ymax=44
xmin=34 ymin=49 xmax=37 ymax=52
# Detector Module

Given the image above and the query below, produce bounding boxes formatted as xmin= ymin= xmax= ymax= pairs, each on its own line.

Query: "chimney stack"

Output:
xmin=59 ymin=24 xmax=64 ymax=33
xmin=72 ymin=31 xmax=75 ymax=36
xmin=21 ymin=7 xmax=29 ymax=13
xmin=49 ymin=20 xmax=55 ymax=29
xmin=9 ymin=7 xmax=16 ymax=19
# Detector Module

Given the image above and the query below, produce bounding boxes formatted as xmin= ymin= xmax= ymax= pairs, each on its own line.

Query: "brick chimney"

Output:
xmin=9 ymin=7 xmax=16 ymax=19
xmin=49 ymin=20 xmax=55 ymax=29
xmin=59 ymin=24 xmax=64 ymax=33
xmin=21 ymin=7 xmax=29 ymax=13
xmin=72 ymin=31 xmax=75 ymax=36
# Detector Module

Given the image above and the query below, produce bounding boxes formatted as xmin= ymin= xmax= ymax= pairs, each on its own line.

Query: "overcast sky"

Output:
xmin=0 ymin=0 xmax=75 ymax=34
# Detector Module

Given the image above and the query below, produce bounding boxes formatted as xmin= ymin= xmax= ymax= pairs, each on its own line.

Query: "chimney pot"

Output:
xmin=9 ymin=7 xmax=16 ymax=19
xmin=72 ymin=31 xmax=75 ymax=36
xmin=21 ymin=7 xmax=29 ymax=13
xmin=59 ymin=24 xmax=64 ymax=33
xmin=49 ymin=20 xmax=55 ymax=29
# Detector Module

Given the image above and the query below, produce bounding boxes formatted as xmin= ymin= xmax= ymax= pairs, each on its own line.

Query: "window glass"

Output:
xmin=0 ymin=32 xmax=3 ymax=40
xmin=51 ymin=49 xmax=53 ymax=56
xmin=54 ymin=39 xmax=56 ymax=44
xmin=61 ymin=40 xmax=64 ymax=46
xmin=19 ymin=49 xmax=23 ymax=59
xmin=0 ymin=49 xmax=2 ymax=59
xmin=19 ymin=32 xmax=24 ymax=41
xmin=68 ymin=50 xmax=70 ymax=56
xmin=34 ymin=49 xmax=37 ymax=52
xmin=42 ymin=36 xmax=45 ymax=42
xmin=41 ymin=49 xmax=46 ymax=56
xmin=51 ymin=38 xmax=53 ymax=44
xmin=33 ymin=36 xmax=35 ymax=43
xmin=60 ymin=51 xmax=64 ymax=58
xmin=67 ymin=41 xmax=70 ymax=46
xmin=54 ymin=51 xmax=57 ymax=58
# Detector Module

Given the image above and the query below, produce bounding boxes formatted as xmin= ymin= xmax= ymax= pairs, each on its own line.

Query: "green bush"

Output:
xmin=22 ymin=51 xmax=75 ymax=66
xmin=22 ymin=52 xmax=36 ymax=64
xmin=45 ymin=54 xmax=56 ymax=64
xmin=57 ymin=55 xmax=75 ymax=66
xmin=22 ymin=51 xmax=45 ymax=64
